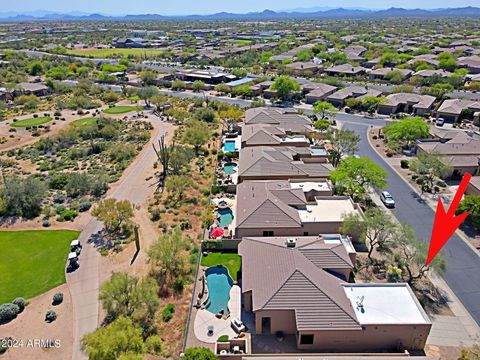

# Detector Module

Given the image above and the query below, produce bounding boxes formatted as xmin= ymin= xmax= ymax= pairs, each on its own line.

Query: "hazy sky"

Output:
xmin=1 ymin=0 xmax=479 ymax=15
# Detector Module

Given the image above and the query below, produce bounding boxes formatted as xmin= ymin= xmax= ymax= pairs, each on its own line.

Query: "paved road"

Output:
xmin=68 ymin=113 xmax=169 ymax=360
xmin=342 ymin=121 xmax=480 ymax=325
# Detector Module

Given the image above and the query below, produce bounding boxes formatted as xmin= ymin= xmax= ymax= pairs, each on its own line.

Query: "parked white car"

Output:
xmin=380 ymin=191 xmax=395 ymax=208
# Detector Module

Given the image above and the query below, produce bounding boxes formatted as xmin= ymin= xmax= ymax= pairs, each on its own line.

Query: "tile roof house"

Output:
xmin=327 ymin=86 xmax=383 ymax=108
xmin=244 ymin=107 xmax=313 ymax=134
xmin=368 ymin=67 xmax=413 ymax=81
xmin=325 ymin=64 xmax=367 ymax=77
xmin=343 ymin=45 xmax=367 ymax=62
xmin=241 ymin=124 xmax=311 ymax=148
xmin=416 ymin=131 xmax=480 ymax=175
xmin=285 ymin=61 xmax=323 ymax=75
xmin=436 ymin=99 xmax=480 ymax=122
xmin=459 ymin=55 xmax=480 ymax=74
xmin=407 ymin=54 xmax=440 ymax=68
xmin=377 ymin=93 xmax=436 ymax=116
xmin=237 ymin=146 xmax=333 ymax=183
xmin=15 ymin=82 xmax=50 ymax=97
xmin=414 ymin=69 xmax=452 ymax=78
xmin=235 ymin=180 xmax=360 ymax=238
xmin=304 ymin=83 xmax=338 ymax=104
xmin=239 ymin=236 xmax=431 ymax=351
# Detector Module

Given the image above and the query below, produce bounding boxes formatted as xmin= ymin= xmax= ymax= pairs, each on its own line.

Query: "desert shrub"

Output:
xmin=173 ymin=278 xmax=185 ymax=293
xmin=150 ymin=208 xmax=161 ymax=221
xmin=217 ymin=335 xmax=229 ymax=342
xmin=162 ymin=304 xmax=175 ymax=322
xmin=79 ymin=201 xmax=92 ymax=212
xmin=45 ymin=310 xmax=57 ymax=322
xmin=145 ymin=336 xmax=167 ymax=355
xmin=53 ymin=292 xmax=64 ymax=305
xmin=386 ymin=265 xmax=402 ymax=282
xmin=400 ymin=160 xmax=409 ymax=169
xmin=42 ymin=219 xmax=51 ymax=227
xmin=0 ymin=303 xmax=19 ymax=322
xmin=12 ymin=298 xmax=26 ymax=312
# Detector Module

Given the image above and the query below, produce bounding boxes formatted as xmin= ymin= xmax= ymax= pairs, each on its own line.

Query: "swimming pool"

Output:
xmin=205 ymin=265 xmax=233 ymax=315
xmin=223 ymin=162 xmax=237 ymax=175
xmin=217 ymin=208 xmax=234 ymax=228
xmin=223 ymin=140 xmax=236 ymax=152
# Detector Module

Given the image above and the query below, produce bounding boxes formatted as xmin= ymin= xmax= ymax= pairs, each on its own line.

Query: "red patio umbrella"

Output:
xmin=211 ymin=227 xmax=224 ymax=238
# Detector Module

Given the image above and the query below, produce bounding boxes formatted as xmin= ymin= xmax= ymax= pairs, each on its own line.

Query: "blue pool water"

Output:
xmin=223 ymin=162 xmax=237 ymax=175
xmin=205 ymin=266 xmax=233 ymax=315
xmin=217 ymin=208 xmax=234 ymax=228
xmin=223 ymin=140 xmax=236 ymax=152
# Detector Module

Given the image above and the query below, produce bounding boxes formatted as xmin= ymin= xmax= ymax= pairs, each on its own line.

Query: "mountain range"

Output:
xmin=0 ymin=7 xmax=480 ymax=21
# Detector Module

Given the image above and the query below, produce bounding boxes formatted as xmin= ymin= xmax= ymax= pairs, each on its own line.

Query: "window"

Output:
xmin=263 ymin=230 xmax=274 ymax=237
xmin=300 ymin=334 xmax=314 ymax=345
xmin=303 ymin=232 xmax=309 ymax=236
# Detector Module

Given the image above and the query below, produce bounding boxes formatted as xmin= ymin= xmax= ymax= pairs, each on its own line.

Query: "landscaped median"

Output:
xmin=103 ymin=105 xmax=143 ymax=115
xmin=0 ymin=230 xmax=80 ymax=303
xmin=10 ymin=116 xmax=52 ymax=128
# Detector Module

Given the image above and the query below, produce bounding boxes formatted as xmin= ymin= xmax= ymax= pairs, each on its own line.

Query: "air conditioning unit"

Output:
xmin=286 ymin=238 xmax=297 ymax=248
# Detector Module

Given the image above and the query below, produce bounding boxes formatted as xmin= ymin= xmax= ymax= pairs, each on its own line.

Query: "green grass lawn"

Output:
xmin=66 ymin=48 xmax=166 ymax=59
xmin=103 ymin=106 xmax=143 ymax=114
xmin=0 ymin=230 xmax=80 ymax=303
xmin=10 ymin=116 xmax=52 ymax=128
xmin=201 ymin=252 xmax=241 ymax=281
xmin=128 ymin=95 xmax=141 ymax=101
xmin=69 ymin=117 xmax=98 ymax=127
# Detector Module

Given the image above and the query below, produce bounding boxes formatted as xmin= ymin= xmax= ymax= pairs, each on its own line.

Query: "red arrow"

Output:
xmin=426 ymin=173 xmax=472 ymax=266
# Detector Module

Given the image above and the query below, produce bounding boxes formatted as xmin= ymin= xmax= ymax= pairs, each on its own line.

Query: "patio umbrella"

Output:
xmin=211 ymin=227 xmax=224 ymax=238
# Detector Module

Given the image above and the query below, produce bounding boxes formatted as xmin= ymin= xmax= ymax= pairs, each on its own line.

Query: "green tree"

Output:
xmin=81 ymin=317 xmax=146 ymax=360
xmin=457 ymin=195 xmax=480 ymax=230
xmin=137 ymin=86 xmax=159 ymax=107
xmin=1 ymin=175 xmax=47 ymax=218
xmin=330 ymin=156 xmax=388 ymax=198
xmin=383 ymin=117 xmax=429 ymax=149
xmin=295 ymin=49 xmax=313 ymax=61
xmin=384 ymin=70 xmax=404 ymax=84
xmin=192 ymin=80 xmax=205 ymax=92
xmin=410 ymin=152 xmax=451 ymax=194
xmin=437 ymin=52 xmax=458 ymax=72
xmin=92 ymin=198 xmax=134 ymax=235
xmin=194 ymin=107 xmax=216 ymax=123
xmin=341 ymin=208 xmax=397 ymax=262
xmin=99 ymin=272 xmax=159 ymax=324
xmin=214 ymin=83 xmax=230 ymax=95
xmin=165 ymin=175 xmax=192 ymax=202
xmin=314 ymin=119 xmax=330 ymax=131
xmin=326 ymin=129 xmax=360 ymax=168
xmin=171 ymin=79 xmax=186 ymax=91
xmin=313 ymin=101 xmax=337 ymax=120
xmin=139 ymin=70 xmax=157 ymax=85
xmin=28 ymin=61 xmax=44 ymax=76
xmin=182 ymin=119 xmax=210 ymax=154
xmin=271 ymin=75 xmax=300 ymax=102
xmin=182 ymin=347 xmax=219 ymax=360
xmin=147 ymin=228 xmax=188 ymax=294
xmin=393 ymin=224 xmax=446 ymax=286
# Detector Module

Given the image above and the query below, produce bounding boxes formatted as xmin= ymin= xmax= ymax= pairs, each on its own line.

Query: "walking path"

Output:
xmin=68 ymin=111 xmax=171 ymax=360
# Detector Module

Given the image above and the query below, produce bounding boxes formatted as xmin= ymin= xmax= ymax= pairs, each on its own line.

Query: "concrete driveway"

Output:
xmin=68 ymin=113 xmax=170 ymax=360
xmin=343 ymin=121 xmax=480 ymax=326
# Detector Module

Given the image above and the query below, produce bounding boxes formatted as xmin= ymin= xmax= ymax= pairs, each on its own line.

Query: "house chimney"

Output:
xmin=286 ymin=238 xmax=296 ymax=248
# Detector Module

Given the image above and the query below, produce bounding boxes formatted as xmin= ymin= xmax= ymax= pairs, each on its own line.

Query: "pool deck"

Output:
xmin=194 ymin=284 xmax=241 ymax=343
xmin=212 ymin=197 xmax=237 ymax=236
xmin=222 ymin=135 xmax=241 ymax=152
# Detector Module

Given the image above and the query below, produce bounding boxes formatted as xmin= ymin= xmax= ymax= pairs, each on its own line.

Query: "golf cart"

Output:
xmin=67 ymin=252 xmax=79 ymax=270
xmin=70 ymin=239 xmax=82 ymax=255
